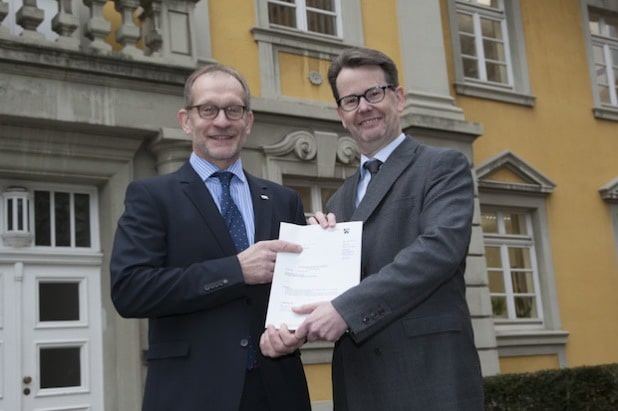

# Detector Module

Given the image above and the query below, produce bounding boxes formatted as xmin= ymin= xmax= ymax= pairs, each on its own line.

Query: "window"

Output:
xmin=482 ymin=208 xmax=542 ymax=323
xmin=448 ymin=0 xmax=535 ymax=106
xmin=476 ymin=151 xmax=568 ymax=366
xmin=583 ymin=2 xmax=618 ymax=121
xmin=284 ymin=178 xmax=341 ymax=217
xmin=268 ymin=0 xmax=340 ymax=37
xmin=0 ymin=182 xmax=99 ymax=251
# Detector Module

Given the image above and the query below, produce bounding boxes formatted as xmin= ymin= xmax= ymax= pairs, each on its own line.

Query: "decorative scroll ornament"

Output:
xmin=336 ymin=136 xmax=360 ymax=165
xmin=263 ymin=130 xmax=317 ymax=161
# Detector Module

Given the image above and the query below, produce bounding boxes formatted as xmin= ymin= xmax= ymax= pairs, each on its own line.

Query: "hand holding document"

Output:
xmin=265 ymin=221 xmax=362 ymax=330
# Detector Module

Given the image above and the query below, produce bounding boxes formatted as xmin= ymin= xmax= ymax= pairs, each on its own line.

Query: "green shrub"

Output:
xmin=484 ymin=363 xmax=618 ymax=410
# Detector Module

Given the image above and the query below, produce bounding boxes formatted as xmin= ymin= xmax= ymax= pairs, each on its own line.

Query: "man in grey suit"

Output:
xmin=262 ymin=47 xmax=484 ymax=410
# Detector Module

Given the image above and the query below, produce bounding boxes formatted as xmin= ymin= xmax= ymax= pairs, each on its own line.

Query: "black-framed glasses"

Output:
xmin=186 ymin=104 xmax=247 ymax=120
xmin=337 ymin=85 xmax=395 ymax=112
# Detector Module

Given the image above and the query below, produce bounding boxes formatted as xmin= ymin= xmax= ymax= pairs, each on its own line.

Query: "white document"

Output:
xmin=265 ymin=221 xmax=362 ymax=330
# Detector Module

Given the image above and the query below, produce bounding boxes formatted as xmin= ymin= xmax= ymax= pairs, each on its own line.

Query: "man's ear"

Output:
xmin=178 ymin=109 xmax=192 ymax=134
xmin=245 ymin=110 xmax=255 ymax=135
xmin=336 ymin=107 xmax=349 ymax=130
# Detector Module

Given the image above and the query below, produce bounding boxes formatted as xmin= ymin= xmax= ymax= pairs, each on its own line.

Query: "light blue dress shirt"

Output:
xmin=189 ymin=153 xmax=255 ymax=246
xmin=356 ymin=134 xmax=406 ymax=207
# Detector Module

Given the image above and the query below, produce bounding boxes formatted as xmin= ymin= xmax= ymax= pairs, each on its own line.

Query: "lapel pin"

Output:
xmin=260 ymin=194 xmax=269 ymax=200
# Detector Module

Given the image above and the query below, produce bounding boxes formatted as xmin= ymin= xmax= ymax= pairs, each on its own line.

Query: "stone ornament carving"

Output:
xmin=263 ymin=130 xmax=317 ymax=161
xmin=336 ymin=136 xmax=360 ymax=165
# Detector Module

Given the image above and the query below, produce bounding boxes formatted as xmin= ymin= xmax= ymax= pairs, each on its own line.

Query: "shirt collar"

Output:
xmin=360 ymin=133 xmax=405 ymax=177
xmin=189 ymin=152 xmax=246 ymax=183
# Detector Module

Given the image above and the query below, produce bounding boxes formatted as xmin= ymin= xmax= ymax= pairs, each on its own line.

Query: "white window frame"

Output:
xmin=267 ymin=0 xmax=342 ymax=38
xmin=476 ymin=151 xmax=568 ymax=367
xmin=482 ymin=207 xmax=544 ymax=325
xmin=0 ymin=181 xmax=100 ymax=253
xmin=447 ymin=0 xmax=535 ymax=106
xmin=581 ymin=0 xmax=618 ymax=121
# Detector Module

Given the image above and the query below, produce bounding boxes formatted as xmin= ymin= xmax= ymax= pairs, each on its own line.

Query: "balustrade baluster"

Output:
xmin=83 ymin=0 xmax=112 ymax=51
xmin=140 ymin=0 xmax=162 ymax=57
xmin=16 ymin=0 xmax=45 ymax=40
xmin=0 ymin=1 xmax=9 ymax=37
xmin=115 ymin=0 xmax=141 ymax=56
xmin=52 ymin=0 xmax=79 ymax=48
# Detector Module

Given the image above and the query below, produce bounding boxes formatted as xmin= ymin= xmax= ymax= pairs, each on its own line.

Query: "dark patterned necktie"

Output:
xmin=212 ymin=171 xmax=258 ymax=369
xmin=213 ymin=171 xmax=249 ymax=252
xmin=364 ymin=159 xmax=383 ymax=188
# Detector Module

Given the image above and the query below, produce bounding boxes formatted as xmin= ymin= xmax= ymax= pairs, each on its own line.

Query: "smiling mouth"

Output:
xmin=359 ymin=118 xmax=381 ymax=127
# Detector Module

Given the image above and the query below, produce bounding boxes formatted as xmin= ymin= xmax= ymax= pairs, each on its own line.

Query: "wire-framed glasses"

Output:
xmin=187 ymin=104 xmax=247 ymax=120
xmin=336 ymin=85 xmax=394 ymax=111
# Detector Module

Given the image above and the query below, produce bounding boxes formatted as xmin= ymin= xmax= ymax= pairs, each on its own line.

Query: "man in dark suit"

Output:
xmin=262 ymin=47 xmax=484 ymax=410
xmin=110 ymin=64 xmax=311 ymax=411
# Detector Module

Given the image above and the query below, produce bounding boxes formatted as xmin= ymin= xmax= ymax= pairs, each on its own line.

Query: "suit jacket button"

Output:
xmin=240 ymin=338 xmax=249 ymax=347
xmin=362 ymin=316 xmax=370 ymax=324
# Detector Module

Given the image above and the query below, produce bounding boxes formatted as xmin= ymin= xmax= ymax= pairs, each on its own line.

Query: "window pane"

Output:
xmin=488 ymin=270 xmax=505 ymax=292
xmin=485 ymin=246 xmax=502 ymax=267
xmin=481 ymin=17 xmax=502 ymax=40
xmin=511 ymin=270 xmax=534 ymax=293
xmin=74 ymin=193 xmax=91 ymax=247
xmin=307 ymin=10 xmax=335 ymax=35
xmin=55 ymin=192 xmax=71 ymax=246
xmin=460 ymin=34 xmax=477 ymax=56
xmin=457 ymin=12 xmax=474 ymax=34
xmin=486 ymin=61 xmax=508 ymax=83
xmin=320 ymin=187 xmax=337 ymax=210
xmin=307 ymin=0 xmax=334 ymax=11
xmin=606 ymin=14 xmax=618 ymax=39
xmin=39 ymin=282 xmax=80 ymax=322
xmin=7 ymin=198 xmax=14 ymax=230
xmin=463 ymin=57 xmax=479 ymax=78
xmin=481 ymin=210 xmax=498 ymax=233
xmin=34 ymin=191 xmax=51 ymax=246
xmin=491 ymin=296 xmax=507 ymax=318
xmin=514 ymin=296 xmax=537 ymax=318
xmin=508 ymin=247 xmax=531 ymax=269
xmin=40 ymin=346 xmax=81 ymax=388
xmin=269 ymin=2 xmax=296 ymax=28
xmin=483 ymin=39 xmax=505 ymax=61
xmin=288 ymin=185 xmax=311 ymax=211
xmin=503 ymin=211 xmax=527 ymax=235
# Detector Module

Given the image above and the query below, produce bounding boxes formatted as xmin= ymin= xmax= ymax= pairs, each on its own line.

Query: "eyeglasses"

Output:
xmin=337 ymin=85 xmax=395 ymax=112
xmin=186 ymin=104 xmax=247 ymax=120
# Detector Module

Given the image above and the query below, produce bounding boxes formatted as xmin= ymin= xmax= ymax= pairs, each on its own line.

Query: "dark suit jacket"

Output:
xmin=110 ymin=162 xmax=311 ymax=411
xmin=328 ymin=136 xmax=484 ymax=411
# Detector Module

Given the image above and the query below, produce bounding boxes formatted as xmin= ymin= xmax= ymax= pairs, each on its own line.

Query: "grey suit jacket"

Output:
xmin=328 ymin=136 xmax=484 ymax=411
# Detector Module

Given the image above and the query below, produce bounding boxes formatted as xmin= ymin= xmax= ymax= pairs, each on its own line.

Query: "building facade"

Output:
xmin=0 ymin=0 xmax=616 ymax=410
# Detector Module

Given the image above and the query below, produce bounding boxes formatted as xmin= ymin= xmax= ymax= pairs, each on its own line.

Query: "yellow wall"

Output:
xmin=304 ymin=364 xmax=333 ymax=402
xmin=445 ymin=0 xmax=618 ymax=369
xmin=278 ymin=52 xmax=334 ymax=102
xmin=209 ymin=1 xmax=261 ymax=95
xmin=499 ymin=355 xmax=560 ymax=374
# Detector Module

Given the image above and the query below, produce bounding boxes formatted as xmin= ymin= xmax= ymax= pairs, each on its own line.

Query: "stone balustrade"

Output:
xmin=0 ymin=0 xmax=204 ymax=67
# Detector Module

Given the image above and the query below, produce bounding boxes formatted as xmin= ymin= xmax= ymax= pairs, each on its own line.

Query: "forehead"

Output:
xmin=336 ymin=65 xmax=387 ymax=95
xmin=192 ymin=72 xmax=245 ymax=104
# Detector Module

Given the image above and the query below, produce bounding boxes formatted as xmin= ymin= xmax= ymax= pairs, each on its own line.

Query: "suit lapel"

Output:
xmin=177 ymin=163 xmax=237 ymax=254
xmin=247 ymin=173 xmax=273 ymax=242
xmin=352 ymin=137 xmax=420 ymax=221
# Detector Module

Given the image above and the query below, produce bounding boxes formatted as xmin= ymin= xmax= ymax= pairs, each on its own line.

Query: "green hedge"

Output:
xmin=484 ymin=363 xmax=618 ymax=410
